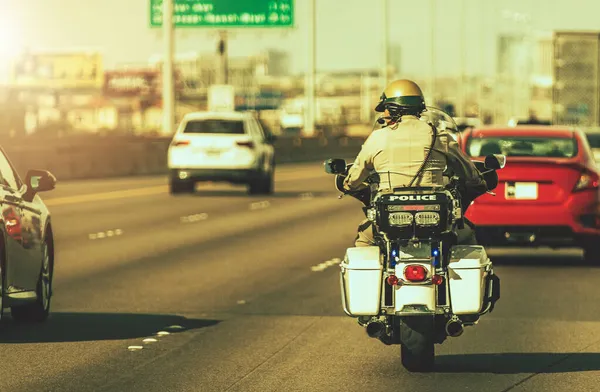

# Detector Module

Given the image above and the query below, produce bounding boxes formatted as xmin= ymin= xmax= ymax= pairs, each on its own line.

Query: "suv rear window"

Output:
xmin=466 ymin=136 xmax=578 ymax=158
xmin=183 ymin=119 xmax=245 ymax=134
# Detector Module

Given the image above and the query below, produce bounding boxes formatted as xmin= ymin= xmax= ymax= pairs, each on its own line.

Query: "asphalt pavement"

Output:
xmin=0 ymin=161 xmax=599 ymax=392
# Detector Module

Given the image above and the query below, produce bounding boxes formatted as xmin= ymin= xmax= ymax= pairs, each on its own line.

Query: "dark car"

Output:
xmin=0 ymin=147 xmax=56 ymax=322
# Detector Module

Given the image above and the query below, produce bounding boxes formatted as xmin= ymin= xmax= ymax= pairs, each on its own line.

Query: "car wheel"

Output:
xmin=11 ymin=238 xmax=53 ymax=323
xmin=248 ymin=164 xmax=274 ymax=195
xmin=263 ymin=163 xmax=275 ymax=194
xmin=583 ymin=242 xmax=596 ymax=264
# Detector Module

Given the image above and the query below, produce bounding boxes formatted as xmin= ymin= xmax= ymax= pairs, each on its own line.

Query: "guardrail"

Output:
xmin=0 ymin=134 xmax=367 ymax=181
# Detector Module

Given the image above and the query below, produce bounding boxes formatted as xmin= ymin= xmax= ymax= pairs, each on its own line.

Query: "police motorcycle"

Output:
xmin=323 ymin=107 xmax=504 ymax=372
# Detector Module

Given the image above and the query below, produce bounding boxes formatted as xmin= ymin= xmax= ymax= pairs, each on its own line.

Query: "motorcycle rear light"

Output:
xmin=386 ymin=275 xmax=399 ymax=286
xmin=573 ymin=171 xmax=599 ymax=192
xmin=236 ymin=141 xmax=255 ymax=148
xmin=172 ymin=140 xmax=190 ymax=147
xmin=404 ymin=265 xmax=427 ymax=282
xmin=432 ymin=275 xmax=444 ymax=285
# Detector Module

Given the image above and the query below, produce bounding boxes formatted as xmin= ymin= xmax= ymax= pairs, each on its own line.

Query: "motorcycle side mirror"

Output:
xmin=324 ymin=158 xmax=347 ymax=174
xmin=484 ymin=154 xmax=506 ymax=170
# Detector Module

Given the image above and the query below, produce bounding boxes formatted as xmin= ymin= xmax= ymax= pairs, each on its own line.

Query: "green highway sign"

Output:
xmin=150 ymin=0 xmax=294 ymax=28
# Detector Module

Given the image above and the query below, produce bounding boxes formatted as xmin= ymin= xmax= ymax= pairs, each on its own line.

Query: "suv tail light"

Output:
xmin=404 ymin=265 xmax=428 ymax=282
xmin=573 ymin=170 xmax=599 ymax=192
xmin=236 ymin=141 xmax=255 ymax=148
xmin=171 ymin=140 xmax=190 ymax=147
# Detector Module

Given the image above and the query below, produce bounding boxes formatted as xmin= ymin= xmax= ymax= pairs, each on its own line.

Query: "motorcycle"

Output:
xmin=323 ymin=107 xmax=504 ymax=372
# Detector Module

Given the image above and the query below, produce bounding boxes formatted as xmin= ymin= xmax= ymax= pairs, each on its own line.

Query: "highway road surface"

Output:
xmin=0 ymin=161 xmax=598 ymax=392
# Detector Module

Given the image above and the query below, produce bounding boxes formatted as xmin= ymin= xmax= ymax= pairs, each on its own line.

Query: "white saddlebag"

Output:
xmin=340 ymin=246 xmax=383 ymax=317
xmin=447 ymin=245 xmax=492 ymax=315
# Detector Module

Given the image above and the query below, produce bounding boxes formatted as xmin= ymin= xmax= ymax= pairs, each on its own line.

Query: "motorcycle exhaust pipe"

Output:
xmin=445 ymin=317 xmax=464 ymax=337
xmin=365 ymin=321 xmax=386 ymax=339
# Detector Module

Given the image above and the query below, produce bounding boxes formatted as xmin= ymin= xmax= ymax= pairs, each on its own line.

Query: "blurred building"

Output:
xmin=9 ymin=50 xmax=103 ymax=92
xmin=6 ymin=50 xmax=107 ymax=135
xmin=532 ymin=35 xmax=553 ymax=85
xmin=530 ymin=34 xmax=553 ymax=120
xmin=494 ymin=33 xmax=554 ymax=124
xmin=0 ymin=87 xmax=26 ymax=136
xmin=552 ymin=31 xmax=600 ymax=126
xmin=264 ymin=49 xmax=291 ymax=77
xmin=496 ymin=34 xmax=532 ymax=122
xmin=148 ymin=51 xmax=268 ymax=100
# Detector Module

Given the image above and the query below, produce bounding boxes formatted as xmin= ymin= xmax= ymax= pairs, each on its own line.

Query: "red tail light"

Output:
xmin=172 ymin=140 xmax=190 ymax=147
xmin=573 ymin=170 xmax=599 ymax=192
xmin=432 ymin=275 xmax=444 ymax=285
xmin=404 ymin=265 xmax=428 ymax=282
xmin=236 ymin=141 xmax=255 ymax=148
xmin=386 ymin=275 xmax=399 ymax=286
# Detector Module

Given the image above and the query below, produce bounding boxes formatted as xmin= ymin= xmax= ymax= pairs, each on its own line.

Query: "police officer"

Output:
xmin=343 ymin=79 xmax=488 ymax=247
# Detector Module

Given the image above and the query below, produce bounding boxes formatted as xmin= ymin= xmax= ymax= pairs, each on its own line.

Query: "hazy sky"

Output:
xmin=1 ymin=0 xmax=599 ymax=79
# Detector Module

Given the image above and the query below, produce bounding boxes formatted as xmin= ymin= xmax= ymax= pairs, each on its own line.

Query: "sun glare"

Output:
xmin=0 ymin=17 xmax=23 ymax=60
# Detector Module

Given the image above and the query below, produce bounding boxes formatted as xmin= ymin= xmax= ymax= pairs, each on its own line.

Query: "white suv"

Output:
xmin=167 ymin=111 xmax=276 ymax=195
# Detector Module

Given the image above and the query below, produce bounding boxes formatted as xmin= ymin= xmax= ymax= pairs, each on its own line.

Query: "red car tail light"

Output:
xmin=573 ymin=170 xmax=600 ymax=192
xmin=404 ymin=265 xmax=428 ymax=282
xmin=171 ymin=140 xmax=190 ymax=147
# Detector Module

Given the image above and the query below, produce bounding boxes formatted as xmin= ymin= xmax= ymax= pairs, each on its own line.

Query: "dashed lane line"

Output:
xmin=299 ymin=192 xmax=314 ymax=200
xmin=127 ymin=324 xmax=190 ymax=352
xmin=311 ymin=258 xmax=342 ymax=272
xmin=250 ymin=201 xmax=271 ymax=211
xmin=181 ymin=213 xmax=208 ymax=223
xmin=89 ymin=229 xmax=123 ymax=240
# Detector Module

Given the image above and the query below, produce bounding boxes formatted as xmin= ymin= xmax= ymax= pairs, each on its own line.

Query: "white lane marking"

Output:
xmin=143 ymin=338 xmax=158 ymax=344
xmin=300 ymin=192 xmax=314 ymax=200
xmin=311 ymin=258 xmax=342 ymax=272
xmin=250 ymin=201 xmax=271 ymax=210
xmin=128 ymin=324 xmax=192 ymax=350
xmin=181 ymin=213 xmax=208 ymax=223
xmin=89 ymin=228 xmax=124 ymax=240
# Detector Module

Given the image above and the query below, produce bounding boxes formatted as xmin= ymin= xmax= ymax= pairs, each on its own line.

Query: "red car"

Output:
xmin=459 ymin=126 xmax=600 ymax=262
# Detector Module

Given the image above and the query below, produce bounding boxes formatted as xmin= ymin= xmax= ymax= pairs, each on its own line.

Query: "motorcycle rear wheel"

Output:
xmin=399 ymin=316 xmax=435 ymax=372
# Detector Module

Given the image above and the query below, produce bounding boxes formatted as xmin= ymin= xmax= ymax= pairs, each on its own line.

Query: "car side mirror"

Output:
xmin=324 ymin=158 xmax=347 ymax=174
xmin=484 ymin=154 xmax=506 ymax=170
xmin=23 ymin=169 xmax=56 ymax=202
